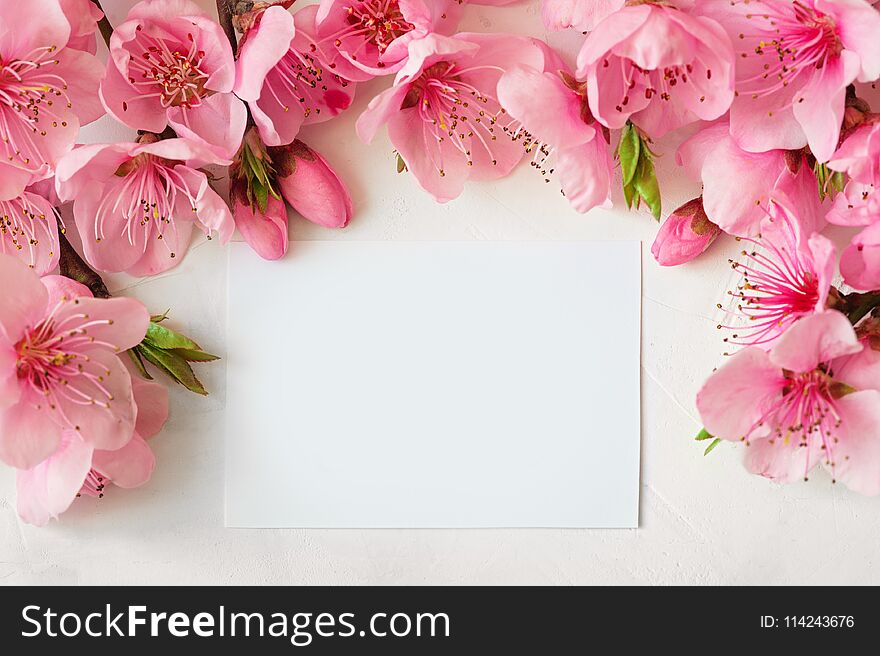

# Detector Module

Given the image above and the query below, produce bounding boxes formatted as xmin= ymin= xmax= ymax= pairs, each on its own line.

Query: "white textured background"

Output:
xmin=2 ymin=0 xmax=879 ymax=586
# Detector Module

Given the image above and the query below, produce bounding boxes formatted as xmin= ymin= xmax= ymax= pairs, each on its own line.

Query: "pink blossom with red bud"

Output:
xmin=269 ymin=140 xmax=353 ymax=228
xmin=651 ymin=197 xmax=721 ymax=266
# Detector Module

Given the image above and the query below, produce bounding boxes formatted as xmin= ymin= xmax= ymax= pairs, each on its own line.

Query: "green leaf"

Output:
xmin=172 ymin=348 xmax=220 ymax=363
xmin=703 ymin=437 xmax=722 ymax=456
xmin=150 ymin=310 xmax=169 ymax=323
xmin=633 ymin=153 xmax=661 ymax=220
xmin=138 ymin=342 xmax=208 ymax=396
xmin=618 ymin=123 xmax=640 ymax=186
xmin=253 ymin=180 xmax=269 ymax=214
xmin=145 ymin=321 xmax=201 ymax=351
xmin=128 ymin=347 xmax=153 ymax=380
xmin=694 ymin=428 xmax=714 ymax=441
xmin=396 ymin=153 xmax=407 ymax=174
xmin=622 ymin=180 xmax=636 ymax=210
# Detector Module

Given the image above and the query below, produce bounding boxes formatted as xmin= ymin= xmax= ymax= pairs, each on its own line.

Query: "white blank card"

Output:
xmin=225 ymin=241 xmax=640 ymax=528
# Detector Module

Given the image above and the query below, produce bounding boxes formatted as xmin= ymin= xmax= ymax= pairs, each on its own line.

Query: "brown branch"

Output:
xmin=59 ymin=231 xmax=111 ymax=299
xmin=216 ymin=0 xmax=239 ymax=51
xmin=91 ymin=1 xmax=114 ymax=48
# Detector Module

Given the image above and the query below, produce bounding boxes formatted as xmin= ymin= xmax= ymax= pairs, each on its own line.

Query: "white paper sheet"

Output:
xmin=225 ymin=241 xmax=641 ymax=528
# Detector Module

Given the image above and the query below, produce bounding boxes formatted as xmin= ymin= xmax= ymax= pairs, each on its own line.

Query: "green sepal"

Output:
xmin=703 ymin=438 xmax=722 ymax=456
xmin=144 ymin=321 xmax=201 ymax=351
xmin=618 ymin=123 xmax=641 ymax=187
xmin=695 ymin=428 xmax=714 ymax=441
xmin=396 ymin=152 xmax=408 ymax=173
xmin=137 ymin=341 xmax=209 ymax=396
xmin=619 ymin=122 xmax=661 ymax=220
xmin=128 ymin=348 xmax=152 ymax=380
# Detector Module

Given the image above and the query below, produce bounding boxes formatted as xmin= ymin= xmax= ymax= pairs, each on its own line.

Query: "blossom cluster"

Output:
xmin=4 ymin=0 xmax=880 ymax=525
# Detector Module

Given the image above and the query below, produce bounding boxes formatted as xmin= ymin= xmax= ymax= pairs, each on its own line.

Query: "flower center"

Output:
xmin=718 ymin=222 xmax=820 ymax=348
xmin=0 ymin=45 xmax=71 ymax=169
xmin=0 ymin=195 xmax=55 ymax=268
xmin=341 ymin=0 xmax=414 ymax=59
xmin=264 ymin=45 xmax=351 ymax=119
xmin=14 ymin=298 xmax=118 ymax=423
xmin=127 ymin=28 xmax=210 ymax=109
xmin=94 ymin=153 xmax=197 ymax=259
xmin=78 ymin=469 xmax=106 ymax=498
xmin=403 ymin=61 xmax=515 ymax=176
xmin=735 ymin=0 xmax=842 ymax=109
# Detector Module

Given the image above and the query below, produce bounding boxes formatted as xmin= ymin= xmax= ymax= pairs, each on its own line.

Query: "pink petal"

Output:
xmin=0 ymin=338 xmax=20 ymax=412
xmin=132 ymin=376 xmax=169 ymax=439
xmin=40 ymin=274 xmax=92 ymax=306
xmin=99 ymin=59 xmax=169 ymax=134
xmin=834 ymin=341 xmax=880 ymax=393
xmin=830 ymin=390 xmax=880 ymax=496
xmin=167 ymin=93 xmax=248 ymax=162
xmin=60 ymin=351 xmax=136 ymax=452
xmin=792 ymin=50 xmax=860 ymax=163
xmin=127 ymin=214 xmax=195 ymax=277
xmin=0 ymin=392 xmax=63 ymax=469
xmin=93 ymin=432 xmax=155 ymax=489
xmin=496 ymin=66 xmax=595 ymax=148
xmin=233 ymin=5 xmax=295 ymax=102
xmin=743 ymin=434 xmax=822 ymax=484
xmin=807 ymin=232 xmax=836 ymax=312
xmin=172 ymin=165 xmax=235 ymax=243
xmin=16 ymin=430 xmax=92 ymax=527
xmin=54 ymin=48 xmax=105 ymax=126
xmin=818 ymin=0 xmax=880 ymax=81
xmin=0 ymin=254 xmax=48 ymax=342
xmin=55 ymin=142 xmax=134 ymax=202
xmin=56 ymin=296 xmax=149 ymax=352
xmin=0 ymin=192 xmax=60 ymax=275
xmin=696 ymin=347 xmax=784 ymax=441
xmin=0 ymin=0 xmax=71 ymax=54
xmin=541 ymin=0 xmax=624 ymax=32
xmin=355 ymin=84 xmax=410 ymax=144
xmin=769 ymin=311 xmax=861 ymax=373
xmin=556 ymin=140 xmax=614 ymax=214
xmin=840 ymin=222 xmax=880 ymax=291
xmin=72 ymin=184 xmax=146 ymax=274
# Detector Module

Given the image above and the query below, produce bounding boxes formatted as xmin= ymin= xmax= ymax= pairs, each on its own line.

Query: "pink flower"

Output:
xmin=827 ymin=122 xmax=880 ymax=289
xmin=838 ymin=222 xmax=880 ymax=290
xmin=99 ymin=0 xmax=247 ymax=160
xmin=676 ymin=120 xmax=824 ymax=236
xmin=698 ymin=0 xmax=880 ymax=162
xmin=497 ymin=63 xmax=613 ymax=213
xmin=575 ymin=3 xmax=735 ymax=137
xmin=0 ymin=258 xmax=149 ymax=470
xmin=231 ymin=179 xmax=290 ymax=260
xmin=0 ymin=187 xmax=60 ymax=275
xmin=651 ymin=197 xmax=721 ymax=266
xmin=357 ymin=33 xmax=549 ymax=202
xmin=0 ymin=0 xmax=104 ymax=199
xmin=16 ymin=357 xmax=168 ymax=527
xmin=541 ymin=0 xmax=624 ymax=32
xmin=719 ymin=196 xmax=835 ymax=347
xmin=311 ymin=0 xmax=459 ymax=80
xmin=270 ymin=140 xmax=353 ymax=228
xmin=233 ymin=5 xmax=356 ymax=147
xmin=697 ymin=310 xmax=880 ymax=495
xmin=55 ymin=137 xmax=234 ymax=277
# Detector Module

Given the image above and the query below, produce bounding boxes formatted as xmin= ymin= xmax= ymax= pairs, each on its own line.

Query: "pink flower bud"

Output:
xmin=231 ymin=177 xmax=289 ymax=261
xmin=651 ymin=197 xmax=721 ymax=266
xmin=269 ymin=141 xmax=353 ymax=229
